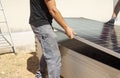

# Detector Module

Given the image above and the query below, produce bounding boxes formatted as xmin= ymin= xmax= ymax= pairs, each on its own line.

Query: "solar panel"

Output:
xmin=53 ymin=17 xmax=120 ymax=70
xmin=53 ymin=17 xmax=120 ymax=53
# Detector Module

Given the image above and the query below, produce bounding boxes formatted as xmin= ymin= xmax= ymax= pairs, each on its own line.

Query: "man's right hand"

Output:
xmin=65 ymin=27 xmax=77 ymax=39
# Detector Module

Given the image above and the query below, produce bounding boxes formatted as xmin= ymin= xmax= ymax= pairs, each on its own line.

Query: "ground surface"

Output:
xmin=0 ymin=52 xmax=39 ymax=78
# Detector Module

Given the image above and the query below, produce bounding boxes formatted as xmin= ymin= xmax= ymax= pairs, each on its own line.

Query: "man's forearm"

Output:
xmin=50 ymin=8 xmax=69 ymax=30
xmin=45 ymin=0 xmax=69 ymax=30
xmin=45 ymin=0 xmax=76 ymax=39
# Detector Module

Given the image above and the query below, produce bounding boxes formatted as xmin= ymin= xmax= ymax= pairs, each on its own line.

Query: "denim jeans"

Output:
xmin=31 ymin=24 xmax=61 ymax=78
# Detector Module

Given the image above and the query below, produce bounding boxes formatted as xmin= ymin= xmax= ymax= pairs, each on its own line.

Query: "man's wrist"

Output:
xmin=63 ymin=25 xmax=69 ymax=31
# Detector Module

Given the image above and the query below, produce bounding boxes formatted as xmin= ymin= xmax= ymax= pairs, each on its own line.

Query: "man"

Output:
xmin=105 ymin=0 xmax=120 ymax=25
xmin=29 ymin=0 xmax=76 ymax=78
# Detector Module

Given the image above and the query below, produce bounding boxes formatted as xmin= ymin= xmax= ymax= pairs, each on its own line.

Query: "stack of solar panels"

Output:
xmin=53 ymin=17 xmax=120 ymax=70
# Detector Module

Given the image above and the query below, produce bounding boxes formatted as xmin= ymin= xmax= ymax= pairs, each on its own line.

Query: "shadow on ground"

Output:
xmin=0 ymin=52 xmax=14 ymax=55
xmin=27 ymin=52 xmax=39 ymax=74
xmin=27 ymin=52 xmax=64 ymax=78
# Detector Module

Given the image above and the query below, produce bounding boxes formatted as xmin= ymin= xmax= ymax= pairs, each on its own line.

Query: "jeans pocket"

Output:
xmin=41 ymin=34 xmax=49 ymax=40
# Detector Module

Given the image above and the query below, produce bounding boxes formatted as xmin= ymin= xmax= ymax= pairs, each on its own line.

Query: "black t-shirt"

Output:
xmin=29 ymin=0 xmax=53 ymax=26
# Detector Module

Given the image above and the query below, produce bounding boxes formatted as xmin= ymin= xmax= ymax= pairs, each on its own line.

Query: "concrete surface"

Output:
xmin=0 ymin=31 xmax=36 ymax=54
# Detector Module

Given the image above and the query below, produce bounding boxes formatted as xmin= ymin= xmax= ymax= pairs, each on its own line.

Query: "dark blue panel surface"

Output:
xmin=53 ymin=17 xmax=120 ymax=53
xmin=52 ymin=18 xmax=120 ymax=70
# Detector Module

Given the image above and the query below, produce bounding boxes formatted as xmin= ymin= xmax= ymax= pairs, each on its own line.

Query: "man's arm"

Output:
xmin=44 ymin=0 xmax=76 ymax=39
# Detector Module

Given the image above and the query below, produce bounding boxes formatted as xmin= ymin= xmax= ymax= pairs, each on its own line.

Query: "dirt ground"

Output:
xmin=0 ymin=52 xmax=39 ymax=78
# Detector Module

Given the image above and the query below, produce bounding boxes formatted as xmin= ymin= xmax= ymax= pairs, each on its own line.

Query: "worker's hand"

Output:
xmin=65 ymin=27 xmax=77 ymax=39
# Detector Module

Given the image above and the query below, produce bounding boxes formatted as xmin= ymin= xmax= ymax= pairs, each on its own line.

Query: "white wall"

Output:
xmin=0 ymin=0 xmax=114 ymax=32
xmin=56 ymin=0 xmax=113 ymax=21
xmin=1 ymin=0 xmax=31 ymax=32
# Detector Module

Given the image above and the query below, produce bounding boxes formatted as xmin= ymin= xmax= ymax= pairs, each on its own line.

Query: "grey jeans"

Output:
xmin=31 ymin=25 xmax=61 ymax=78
